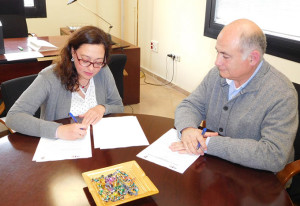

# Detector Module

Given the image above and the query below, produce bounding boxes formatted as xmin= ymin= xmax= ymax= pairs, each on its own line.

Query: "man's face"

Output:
xmin=215 ymin=31 xmax=252 ymax=85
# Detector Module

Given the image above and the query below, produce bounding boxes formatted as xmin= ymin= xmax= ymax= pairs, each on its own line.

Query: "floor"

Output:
xmin=124 ymin=71 xmax=187 ymax=119
xmin=0 ymin=72 xmax=187 ymax=136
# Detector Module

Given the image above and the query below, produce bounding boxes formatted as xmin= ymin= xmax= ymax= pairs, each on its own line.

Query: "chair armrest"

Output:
xmin=0 ymin=118 xmax=14 ymax=134
xmin=276 ymin=160 xmax=300 ymax=186
xmin=123 ymin=69 xmax=128 ymax=76
xmin=0 ymin=101 xmax=5 ymax=116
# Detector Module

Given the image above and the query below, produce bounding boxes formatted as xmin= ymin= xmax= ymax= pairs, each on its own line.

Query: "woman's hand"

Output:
xmin=56 ymin=123 xmax=87 ymax=140
xmin=79 ymin=105 xmax=106 ymax=126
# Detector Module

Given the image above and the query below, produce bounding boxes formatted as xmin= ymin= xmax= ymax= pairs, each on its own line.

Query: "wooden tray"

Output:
xmin=82 ymin=160 xmax=159 ymax=206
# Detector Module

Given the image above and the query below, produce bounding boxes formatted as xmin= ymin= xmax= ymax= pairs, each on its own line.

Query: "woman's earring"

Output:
xmin=71 ymin=57 xmax=74 ymax=62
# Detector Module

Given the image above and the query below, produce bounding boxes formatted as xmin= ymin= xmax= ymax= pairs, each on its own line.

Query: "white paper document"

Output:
xmin=93 ymin=116 xmax=149 ymax=149
xmin=33 ymin=128 xmax=91 ymax=162
xmin=27 ymin=38 xmax=57 ymax=51
xmin=137 ymin=128 xmax=200 ymax=174
xmin=4 ymin=51 xmax=43 ymax=61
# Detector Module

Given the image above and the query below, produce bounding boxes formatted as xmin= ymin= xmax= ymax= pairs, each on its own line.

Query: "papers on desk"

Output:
xmin=32 ymin=116 xmax=149 ymax=162
xmin=33 ymin=127 xmax=91 ymax=162
xmin=93 ymin=116 xmax=149 ymax=149
xmin=4 ymin=51 xmax=43 ymax=61
xmin=137 ymin=128 xmax=199 ymax=174
xmin=27 ymin=38 xmax=57 ymax=51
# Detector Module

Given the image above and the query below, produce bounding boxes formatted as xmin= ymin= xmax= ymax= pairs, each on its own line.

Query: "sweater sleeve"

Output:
xmin=6 ymin=69 xmax=61 ymax=138
xmin=174 ymin=69 xmax=215 ymax=136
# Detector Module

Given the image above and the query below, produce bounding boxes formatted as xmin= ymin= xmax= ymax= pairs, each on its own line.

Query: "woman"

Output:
xmin=6 ymin=26 xmax=124 ymax=140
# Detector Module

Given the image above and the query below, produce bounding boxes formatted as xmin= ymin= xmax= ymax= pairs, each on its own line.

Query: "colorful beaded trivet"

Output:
xmin=92 ymin=169 xmax=139 ymax=202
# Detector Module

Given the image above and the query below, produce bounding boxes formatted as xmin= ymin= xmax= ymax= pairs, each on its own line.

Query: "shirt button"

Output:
xmin=219 ymin=128 xmax=223 ymax=132
xmin=223 ymin=106 xmax=228 ymax=111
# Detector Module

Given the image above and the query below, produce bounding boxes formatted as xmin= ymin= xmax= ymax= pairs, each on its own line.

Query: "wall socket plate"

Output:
xmin=151 ymin=40 xmax=158 ymax=53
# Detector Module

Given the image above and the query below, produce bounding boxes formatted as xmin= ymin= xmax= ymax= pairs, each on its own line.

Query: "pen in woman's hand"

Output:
xmin=68 ymin=112 xmax=78 ymax=123
xmin=197 ymin=128 xmax=207 ymax=150
xmin=69 ymin=112 xmax=87 ymax=131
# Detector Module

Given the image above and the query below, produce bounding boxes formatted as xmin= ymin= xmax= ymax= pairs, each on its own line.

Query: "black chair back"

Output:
xmin=0 ymin=15 xmax=28 ymax=38
xmin=1 ymin=74 xmax=39 ymax=117
xmin=293 ymin=82 xmax=300 ymax=161
xmin=108 ymin=54 xmax=127 ymax=99
xmin=0 ymin=0 xmax=28 ymax=38
xmin=287 ymin=82 xmax=300 ymax=204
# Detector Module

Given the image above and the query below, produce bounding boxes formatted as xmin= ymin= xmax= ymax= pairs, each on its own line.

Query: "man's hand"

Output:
xmin=169 ymin=128 xmax=218 ymax=155
xmin=79 ymin=105 xmax=105 ymax=126
xmin=57 ymin=123 xmax=87 ymax=140
xmin=181 ymin=127 xmax=207 ymax=155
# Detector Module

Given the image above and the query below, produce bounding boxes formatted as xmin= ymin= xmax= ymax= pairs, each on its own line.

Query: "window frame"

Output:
xmin=204 ymin=0 xmax=300 ymax=63
xmin=25 ymin=0 xmax=47 ymax=18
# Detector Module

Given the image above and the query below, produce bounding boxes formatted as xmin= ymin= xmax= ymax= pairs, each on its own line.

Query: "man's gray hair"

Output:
xmin=239 ymin=31 xmax=267 ymax=60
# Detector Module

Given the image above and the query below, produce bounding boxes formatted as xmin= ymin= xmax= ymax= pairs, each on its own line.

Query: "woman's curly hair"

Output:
xmin=54 ymin=26 xmax=111 ymax=92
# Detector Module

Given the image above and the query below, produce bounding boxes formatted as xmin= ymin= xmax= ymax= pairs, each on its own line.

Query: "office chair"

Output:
xmin=277 ymin=82 xmax=300 ymax=205
xmin=0 ymin=14 xmax=29 ymax=38
xmin=0 ymin=0 xmax=34 ymax=38
xmin=108 ymin=54 xmax=127 ymax=99
xmin=0 ymin=74 xmax=40 ymax=133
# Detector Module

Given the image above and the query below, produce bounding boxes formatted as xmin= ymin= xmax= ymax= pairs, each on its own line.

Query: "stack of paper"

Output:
xmin=93 ymin=116 xmax=149 ymax=149
xmin=33 ymin=127 xmax=91 ymax=162
xmin=4 ymin=51 xmax=43 ymax=61
xmin=137 ymin=128 xmax=200 ymax=174
xmin=28 ymin=38 xmax=57 ymax=51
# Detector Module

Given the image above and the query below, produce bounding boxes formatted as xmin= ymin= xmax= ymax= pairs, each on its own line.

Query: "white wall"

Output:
xmin=138 ymin=0 xmax=300 ymax=92
xmin=26 ymin=0 xmax=300 ymax=93
xmin=122 ymin=0 xmax=138 ymax=45
xmin=26 ymin=0 xmax=121 ymax=38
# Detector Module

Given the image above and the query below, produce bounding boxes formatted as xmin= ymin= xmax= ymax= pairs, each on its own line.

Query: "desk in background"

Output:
xmin=0 ymin=33 xmax=140 ymax=105
xmin=0 ymin=113 xmax=293 ymax=206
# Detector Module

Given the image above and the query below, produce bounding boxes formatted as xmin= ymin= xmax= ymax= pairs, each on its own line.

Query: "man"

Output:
xmin=170 ymin=19 xmax=298 ymax=173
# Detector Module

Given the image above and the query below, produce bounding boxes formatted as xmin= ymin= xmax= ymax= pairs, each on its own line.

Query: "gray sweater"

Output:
xmin=175 ymin=60 xmax=298 ymax=172
xmin=6 ymin=64 xmax=124 ymax=138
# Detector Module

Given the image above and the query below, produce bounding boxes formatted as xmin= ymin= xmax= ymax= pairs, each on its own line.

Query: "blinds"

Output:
xmin=214 ymin=0 xmax=300 ymax=41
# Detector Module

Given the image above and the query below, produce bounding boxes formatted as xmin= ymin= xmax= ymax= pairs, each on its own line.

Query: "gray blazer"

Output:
xmin=6 ymin=64 xmax=124 ymax=138
xmin=175 ymin=60 xmax=298 ymax=172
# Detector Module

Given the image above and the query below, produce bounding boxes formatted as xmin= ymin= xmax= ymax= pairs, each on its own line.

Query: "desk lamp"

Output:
xmin=67 ymin=0 xmax=113 ymax=34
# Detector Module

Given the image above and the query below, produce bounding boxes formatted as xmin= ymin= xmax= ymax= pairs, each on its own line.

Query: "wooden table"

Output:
xmin=0 ymin=113 xmax=293 ymax=206
xmin=0 ymin=34 xmax=140 ymax=105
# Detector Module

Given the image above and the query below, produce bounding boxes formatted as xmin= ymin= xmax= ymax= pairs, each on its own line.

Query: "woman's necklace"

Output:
xmin=79 ymin=79 xmax=90 ymax=94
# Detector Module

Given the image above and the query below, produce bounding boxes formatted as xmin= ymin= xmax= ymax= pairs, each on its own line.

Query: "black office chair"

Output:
xmin=0 ymin=0 xmax=30 ymax=38
xmin=0 ymin=14 xmax=28 ymax=38
xmin=277 ymin=82 xmax=300 ymax=205
xmin=108 ymin=54 xmax=127 ymax=99
xmin=0 ymin=74 xmax=40 ymax=133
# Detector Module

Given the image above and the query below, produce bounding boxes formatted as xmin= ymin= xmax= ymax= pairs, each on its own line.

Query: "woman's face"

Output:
xmin=71 ymin=43 xmax=106 ymax=81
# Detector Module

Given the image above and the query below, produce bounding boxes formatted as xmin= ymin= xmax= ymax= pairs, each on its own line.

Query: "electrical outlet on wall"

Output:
xmin=167 ymin=53 xmax=181 ymax=62
xmin=151 ymin=40 xmax=158 ymax=53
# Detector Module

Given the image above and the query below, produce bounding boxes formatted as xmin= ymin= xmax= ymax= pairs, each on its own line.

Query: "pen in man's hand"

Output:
xmin=68 ymin=112 xmax=78 ymax=123
xmin=197 ymin=128 xmax=207 ymax=150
